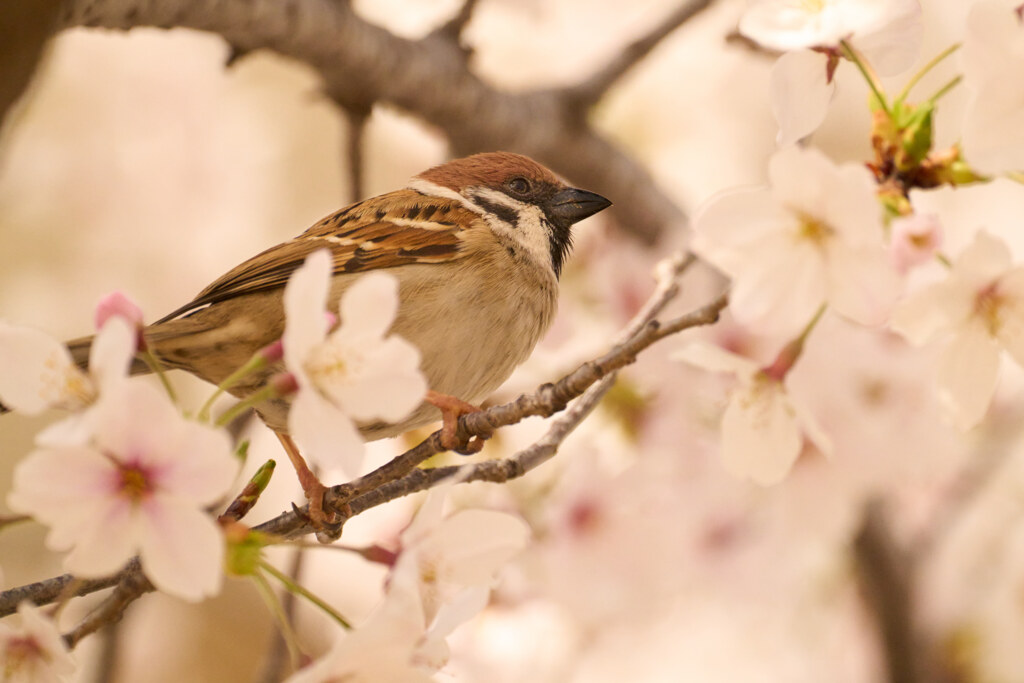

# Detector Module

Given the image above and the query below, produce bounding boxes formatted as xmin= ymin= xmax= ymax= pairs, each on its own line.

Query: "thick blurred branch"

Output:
xmin=0 ymin=0 xmax=65 ymax=130
xmin=57 ymin=0 xmax=711 ymax=242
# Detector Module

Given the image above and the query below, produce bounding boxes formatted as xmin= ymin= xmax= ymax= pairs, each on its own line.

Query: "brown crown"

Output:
xmin=417 ymin=152 xmax=562 ymax=191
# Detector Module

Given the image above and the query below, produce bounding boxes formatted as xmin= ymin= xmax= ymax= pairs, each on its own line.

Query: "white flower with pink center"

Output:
xmin=891 ymin=231 xmax=1024 ymax=429
xmin=7 ymin=381 xmax=238 ymax=601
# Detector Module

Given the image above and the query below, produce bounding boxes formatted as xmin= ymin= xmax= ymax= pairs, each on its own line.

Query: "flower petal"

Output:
xmin=770 ymin=50 xmax=835 ymax=146
xmin=288 ymin=387 xmax=366 ymax=476
xmin=937 ymin=320 xmax=1002 ymax=430
xmin=283 ymin=249 xmax=332 ymax=374
xmin=338 ymin=271 xmax=401 ymax=342
xmin=88 ymin=315 xmax=136 ymax=394
xmin=825 ymin=243 xmax=901 ymax=326
xmin=672 ymin=341 xmax=759 ymax=379
xmin=0 ymin=322 xmax=94 ymax=413
xmin=138 ymin=494 xmax=225 ymax=601
xmin=720 ymin=377 xmax=802 ymax=485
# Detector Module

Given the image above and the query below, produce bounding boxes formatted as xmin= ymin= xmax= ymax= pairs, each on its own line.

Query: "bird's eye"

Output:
xmin=508 ymin=177 xmax=532 ymax=195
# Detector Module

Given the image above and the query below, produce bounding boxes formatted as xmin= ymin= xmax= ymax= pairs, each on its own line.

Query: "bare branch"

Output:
xmin=566 ymin=0 xmax=716 ymax=110
xmin=64 ymin=571 xmax=152 ymax=648
xmin=342 ymin=107 xmax=369 ymax=203
xmin=60 ymin=0 xmax=683 ymax=243
xmin=0 ymin=0 xmax=64 ymax=130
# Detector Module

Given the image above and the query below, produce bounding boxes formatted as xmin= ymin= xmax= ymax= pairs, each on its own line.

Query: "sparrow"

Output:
xmin=62 ymin=152 xmax=611 ymax=522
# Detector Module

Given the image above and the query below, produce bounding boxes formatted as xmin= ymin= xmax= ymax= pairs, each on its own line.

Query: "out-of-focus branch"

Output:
xmin=59 ymin=0 xmax=701 ymax=243
xmin=63 ymin=571 xmax=152 ymax=648
xmin=0 ymin=0 xmax=64 ymax=131
xmin=566 ymin=0 xmax=715 ymax=110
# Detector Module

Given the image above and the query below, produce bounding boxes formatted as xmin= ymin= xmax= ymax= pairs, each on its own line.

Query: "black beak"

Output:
xmin=548 ymin=188 xmax=612 ymax=227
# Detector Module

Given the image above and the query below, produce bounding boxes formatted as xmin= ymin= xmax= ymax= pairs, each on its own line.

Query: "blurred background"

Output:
xmin=3 ymin=0 xmax=1024 ymax=681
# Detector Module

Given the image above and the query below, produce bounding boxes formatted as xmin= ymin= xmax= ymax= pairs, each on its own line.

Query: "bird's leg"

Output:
xmin=425 ymin=390 xmax=486 ymax=454
xmin=274 ymin=432 xmax=343 ymax=538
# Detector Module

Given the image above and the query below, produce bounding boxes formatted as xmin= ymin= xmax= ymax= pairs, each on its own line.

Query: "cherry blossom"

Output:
xmin=7 ymin=381 xmax=239 ymax=601
xmin=961 ymin=0 xmax=1024 ymax=175
xmin=889 ymin=212 xmax=942 ymax=273
xmin=692 ymin=145 xmax=899 ymax=337
xmin=0 ymin=602 xmax=75 ymax=683
xmin=891 ymin=231 xmax=1024 ymax=429
xmin=282 ymin=249 xmax=427 ymax=475
xmin=741 ymin=0 xmax=923 ymax=145
xmin=674 ymin=341 xmax=832 ymax=485
xmin=0 ymin=315 xmax=134 ymax=415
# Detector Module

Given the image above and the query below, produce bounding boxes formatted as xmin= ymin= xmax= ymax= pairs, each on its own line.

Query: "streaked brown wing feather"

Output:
xmin=155 ymin=190 xmax=476 ymax=324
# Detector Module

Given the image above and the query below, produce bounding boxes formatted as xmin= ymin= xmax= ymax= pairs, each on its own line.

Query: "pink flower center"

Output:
xmin=3 ymin=635 xmax=46 ymax=675
xmin=975 ymin=282 xmax=1005 ymax=336
xmin=117 ymin=461 xmax=155 ymax=502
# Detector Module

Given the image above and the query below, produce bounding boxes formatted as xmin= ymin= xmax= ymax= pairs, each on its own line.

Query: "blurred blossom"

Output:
xmin=741 ymin=0 xmax=922 ymax=144
xmin=675 ymin=341 xmax=831 ymax=485
xmin=889 ymin=212 xmax=942 ymax=273
xmin=7 ymin=381 xmax=238 ymax=601
xmin=0 ymin=603 xmax=75 ymax=683
xmin=891 ymin=231 xmax=1024 ymax=429
xmin=692 ymin=145 xmax=900 ymax=337
xmin=284 ymin=584 xmax=433 ymax=683
xmin=282 ymin=249 xmax=427 ymax=475
xmin=0 ymin=315 xmax=134 ymax=415
xmin=961 ymin=0 xmax=1024 ymax=175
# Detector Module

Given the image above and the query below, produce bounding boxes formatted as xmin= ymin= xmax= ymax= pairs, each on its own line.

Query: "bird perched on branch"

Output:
xmin=63 ymin=151 xmax=611 ymax=524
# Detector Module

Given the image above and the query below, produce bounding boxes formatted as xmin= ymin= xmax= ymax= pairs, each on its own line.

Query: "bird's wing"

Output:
xmin=155 ymin=189 xmax=479 ymax=324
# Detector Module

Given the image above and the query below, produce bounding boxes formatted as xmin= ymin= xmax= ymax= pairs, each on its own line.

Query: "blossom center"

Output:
xmin=975 ymin=283 xmax=1005 ymax=336
xmin=796 ymin=213 xmax=833 ymax=245
xmin=117 ymin=461 xmax=155 ymax=502
xmin=3 ymin=635 xmax=46 ymax=676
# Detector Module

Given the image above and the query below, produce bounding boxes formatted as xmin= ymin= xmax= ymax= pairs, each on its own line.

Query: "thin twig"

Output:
xmin=566 ymin=0 xmax=715 ymax=109
xmin=63 ymin=571 xmax=152 ymax=648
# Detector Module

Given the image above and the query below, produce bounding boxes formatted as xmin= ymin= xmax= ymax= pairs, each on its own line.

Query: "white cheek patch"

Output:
xmin=467 ymin=187 xmax=553 ymax=270
xmin=407 ymin=178 xmax=485 ymax=216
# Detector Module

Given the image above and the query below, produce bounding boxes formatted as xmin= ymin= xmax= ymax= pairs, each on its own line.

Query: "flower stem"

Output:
xmin=896 ymin=43 xmax=961 ymax=105
xmin=199 ymin=355 xmax=269 ymax=423
xmin=260 ymin=560 xmax=352 ymax=629
xmin=928 ymin=75 xmax=963 ymax=104
xmin=840 ymin=40 xmax=890 ymax=116
xmin=250 ymin=571 xmax=303 ymax=672
xmin=142 ymin=349 xmax=177 ymax=404
xmin=216 ymin=385 xmax=277 ymax=427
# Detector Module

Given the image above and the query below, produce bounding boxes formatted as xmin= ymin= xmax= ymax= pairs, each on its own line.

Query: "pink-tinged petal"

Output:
xmin=283 ymin=249 xmax=332 ymax=373
xmin=721 ymin=377 xmax=802 ymax=485
xmin=691 ymin=190 xmax=791 ymax=275
xmin=770 ymin=50 xmax=835 ymax=146
xmin=937 ymin=321 xmax=1002 ymax=430
xmin=63 ymin=499 xmax=143 ymax=577
xmin=288 ymin=387 xmax=365 ymax=475
xmin=994 ymin=268 xmax=1024 ymax=367
xmin=854 ymin=0 xmax=923 ymax=75
xmin=137 ymin=494 xmax=225 ymax=601
xmin=158 ymin=421 xmax=238 ymax=504
xmin=889 ymin=213 xmax=942 ymax=273
xmin=739 ymin=1 xmax=850 ymax=50
xmin=953 ymin=231 xmax=1012 ymax=293
xmin=0 ymin=322 xmax=94 ymax=413
xmin=338 ymin=272 xmax=401 ymax=342
xmin=672 ymin=342 xmax=759 ymax=379
xmin=889 ymin=283 xmax=953 ymax=345
xmin=13 ymin=603 xmax=77 ymax=678
xmin=825 ymin=243 xmax=901 ymax=326
xmin=729 ymin=238 xmax=826 ymax=337
xmin=88 ymin=316 xmax=135 ymax=393
xmin=962 ymin=83 xmax=1024 ymax=176
xmin=90 ymin=382 xmax=182 ymax=465
xmin=94 ymin=291 xmax=144 ymax=331
xmin=7 ymin=446 xmax=117 ymax=529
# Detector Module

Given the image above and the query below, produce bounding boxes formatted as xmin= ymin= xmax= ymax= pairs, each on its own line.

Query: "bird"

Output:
xmin=56 ymin=151 xmax=612 ymax=525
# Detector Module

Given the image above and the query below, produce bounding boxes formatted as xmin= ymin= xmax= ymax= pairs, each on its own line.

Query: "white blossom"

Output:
xmin=7 ymin=381 xmax=239 ymax=601
xmin=0 ymin=603 xmax=75 ymax=683
xmin=675 ymin=341 xmax=832 ymax=485
xmin=283 ymin=250 xmax=427 ymax=475
xmin=692 ymin=145 xmax=899 ymax=337
xmin=961 ymin=0 xmax=1024 ymax=175
xmin=891 ymin=231 xmax=1024 ymax=429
